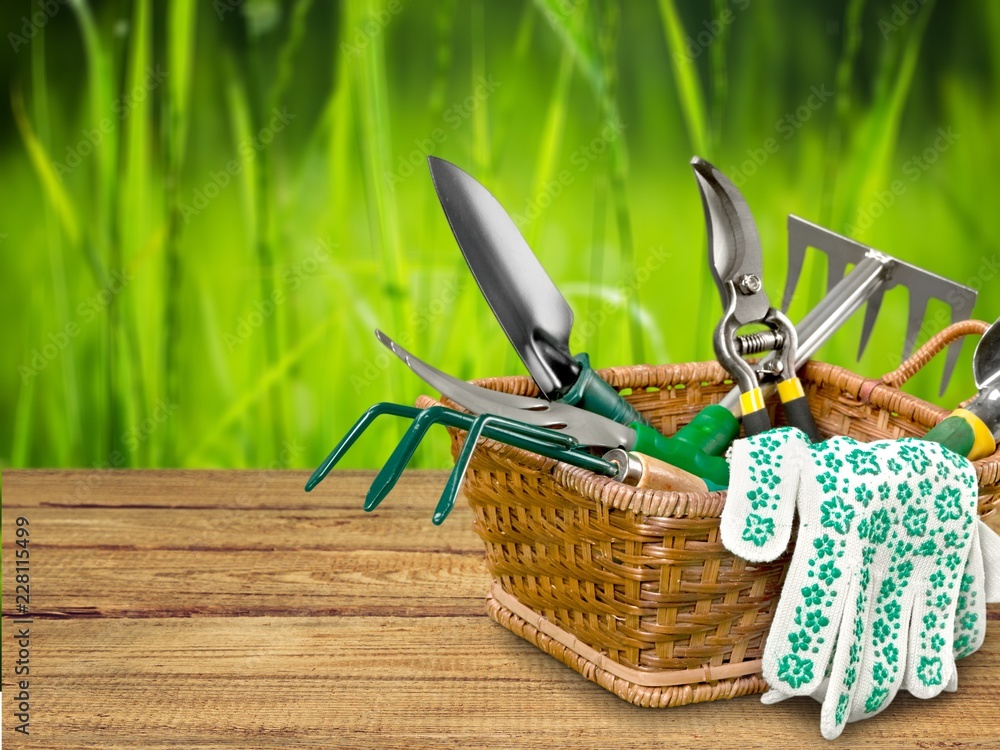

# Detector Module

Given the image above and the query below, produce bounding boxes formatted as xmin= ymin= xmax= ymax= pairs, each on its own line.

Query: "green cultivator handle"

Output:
xmin=560 ymin=354 xmax=652 ymax=428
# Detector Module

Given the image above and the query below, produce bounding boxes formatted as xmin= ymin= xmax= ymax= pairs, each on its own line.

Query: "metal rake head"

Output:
xmin=781 ymin=216 xmax=977 ymax=394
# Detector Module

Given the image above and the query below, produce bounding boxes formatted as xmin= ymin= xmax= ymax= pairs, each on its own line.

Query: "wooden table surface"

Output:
xmin=2 ymin=469 xmax=999 ymax=749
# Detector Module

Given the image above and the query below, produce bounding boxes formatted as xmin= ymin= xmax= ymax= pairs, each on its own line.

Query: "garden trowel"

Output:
xmin=427 ymin=156 xmax=652 ymax=429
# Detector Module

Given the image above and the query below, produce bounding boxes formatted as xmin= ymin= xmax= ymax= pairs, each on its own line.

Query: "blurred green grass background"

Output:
xmin=2 ymin=0 xmax=999 ymax=471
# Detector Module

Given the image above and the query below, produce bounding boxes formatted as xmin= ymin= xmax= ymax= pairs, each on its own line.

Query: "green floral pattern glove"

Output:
xmin=723 ymin=428 xmax=992 ymax=740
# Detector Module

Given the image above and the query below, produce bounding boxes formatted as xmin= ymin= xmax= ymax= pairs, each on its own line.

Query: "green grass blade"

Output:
xmin=526 ymin=46 xmax=574 ymax=246
xmin=656 ymin=0 xmax=708 ymax=154
xmin=839 ymin=0 xmax=936 ymax=237
xmin=349 ymin=0 xmax=409 ymax=402
xmin=600 ymin=0 xmax=643 ymax=364
xmin=31 ymin=26 xmax=79 ymax=463
xmin=184 ymin=313 xmax=337 ymax=464
xmin=820 ymin=0 xmax=866 ymax=228
xmin=471 ymin=0 xmax=491 ymax=179
xmin=10 ymin=90 xmax=81 ymax=245
xmin=707 ymin=0 xmax=729 ymax=156
xmin=533 ymin=0 xmax=602 ymax=93
xmin=118 ymin=0 xmax=155 ymax=466
xmin=161 ymin=0 xmax=198 ymax=465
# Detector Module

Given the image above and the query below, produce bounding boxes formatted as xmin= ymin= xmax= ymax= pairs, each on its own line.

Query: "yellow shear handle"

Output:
xmin=776 ymin=378 xmax=805 ymax=403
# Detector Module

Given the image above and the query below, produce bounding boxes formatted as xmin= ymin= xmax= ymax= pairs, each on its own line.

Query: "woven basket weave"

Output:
xmin=417 ymin=321 xmax=1000 ymax=709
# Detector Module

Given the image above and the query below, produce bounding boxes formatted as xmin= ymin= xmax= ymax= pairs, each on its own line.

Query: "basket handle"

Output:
xmin=879 ymin=320 xmax=990 ymax=389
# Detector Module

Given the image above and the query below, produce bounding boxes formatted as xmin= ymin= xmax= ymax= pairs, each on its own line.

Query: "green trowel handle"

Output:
xmin=673 ymin=404 xmax=743 ymax=456
xmin=924 ymin=409 xmax=997 ymax=460
xmin=560 ymin=353 xmax=652 ymax=428
xmin=632 ymin=416 xmax=734 ymax=490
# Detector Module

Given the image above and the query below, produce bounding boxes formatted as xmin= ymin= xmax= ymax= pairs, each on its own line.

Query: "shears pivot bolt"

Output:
xmin=738 ymin=274 xmax=762 ymax=295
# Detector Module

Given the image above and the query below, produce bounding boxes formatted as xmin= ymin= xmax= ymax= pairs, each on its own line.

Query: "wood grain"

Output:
xmin=3 ymin=470 xmax=1000 ymax=749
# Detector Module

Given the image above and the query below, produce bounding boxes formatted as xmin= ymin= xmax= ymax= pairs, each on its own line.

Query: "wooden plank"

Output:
xmin=1 ymin=469 xmax=451 ymax=510
xmin=0 ymin=547 xmax=490 ymax=619
xmin=4 ymin=616 xmax=999 ymax=749
xmin=0 ymin=506 xmax=482 ymax=553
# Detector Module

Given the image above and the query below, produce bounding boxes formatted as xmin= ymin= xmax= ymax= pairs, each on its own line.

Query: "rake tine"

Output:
xmin=826 ymin=255 xmax=850 ymax=297
xmin=305 ymin=403 xmax=422 ymax=492
xmin=856 ymin=289 xmax=885 ymax=362
xmin=902 ymin=295 xmax=930 ymax=363
xmin=941 ymin=292 xmax=979 ymax=396
xmin=780 ymin=215 xmax=809 ymax=312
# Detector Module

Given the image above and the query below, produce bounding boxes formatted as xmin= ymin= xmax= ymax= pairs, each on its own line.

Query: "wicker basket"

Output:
xmin=416 ymin=321 xmax=1000 ymax=709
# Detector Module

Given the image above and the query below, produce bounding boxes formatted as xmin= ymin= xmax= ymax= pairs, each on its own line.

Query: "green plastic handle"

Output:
xmin=560 ymin=353 xmax=652 ymax=428
xmin=923 ymin=415 xmax=976 ymax=457
xmin=673 ymin=403 xmax=743 ymax=456
xmin=631 ymin=417 xmax=734 ymax=489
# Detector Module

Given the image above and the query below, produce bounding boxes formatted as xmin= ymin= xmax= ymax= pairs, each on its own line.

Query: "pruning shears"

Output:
xmin=693 ymin=157 xmax=822 ymax=441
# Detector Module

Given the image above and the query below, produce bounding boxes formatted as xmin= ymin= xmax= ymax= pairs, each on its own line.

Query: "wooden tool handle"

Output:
xmin=604 ymin=449 xmax=711 ymax=493
xmin=632 ymin=453 xmax=710 ymax=492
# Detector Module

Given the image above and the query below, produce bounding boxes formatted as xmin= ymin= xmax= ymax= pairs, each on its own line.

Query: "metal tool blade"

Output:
xmin=973 ymin=317 xmax=1000 ymax=391
xmin=427 ymin=156 xmax=581 ymax=400
xmin=691 ymin=157 xmax=771 ymax=324
xmin=375 ymin=330 xmax=636 ymax=449
xmin=783 ymin=216 xmax=977 ymax=395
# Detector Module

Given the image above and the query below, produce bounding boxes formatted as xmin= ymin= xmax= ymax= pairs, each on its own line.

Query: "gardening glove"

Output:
xmin=722 ymin=430 xmax=992 ymax=740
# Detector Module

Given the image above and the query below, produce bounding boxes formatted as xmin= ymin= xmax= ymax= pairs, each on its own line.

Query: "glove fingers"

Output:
xmin=847 ymin=576 xmax=914 ymax=724
xmin=764 ymin=565 xmax=854 ymax=701
xmin=905 ymin=561 xmax=964 ymax=700
xmin=761 ymin=689 xmax=793 ymax=705
xmin=722 ymin=427 xmax=808 ymax=562
xmin=818 ymin=573 xmax=867 ymax=740
xmin=951 ymin=523 xmax=987 ymax=660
